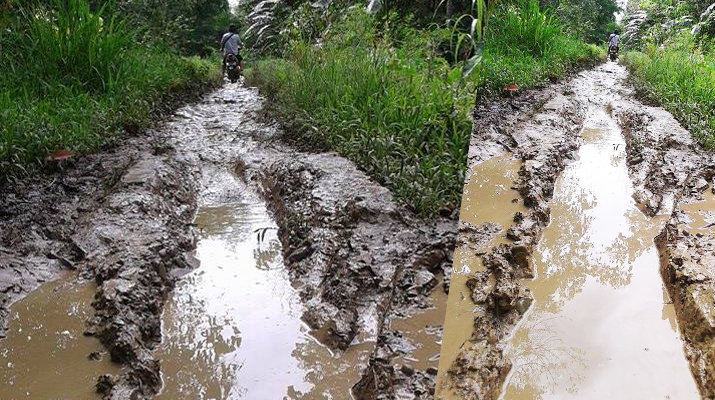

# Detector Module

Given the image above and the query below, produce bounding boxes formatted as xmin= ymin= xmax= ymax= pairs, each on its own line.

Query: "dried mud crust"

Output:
xmin=436 ymin=62 xmax=715 ymax=399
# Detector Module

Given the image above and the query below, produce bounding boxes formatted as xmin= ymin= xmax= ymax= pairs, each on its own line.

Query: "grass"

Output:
xmin=0 ymin=0 xmax=222 ymax=176
xmin=477 ymin=1 xmax=604 ymax=96
xmin=621 ymin=33 xmax=715 ymax=150
xmin=248 ymin=9 xmax=474 ymax=216
xmin=246 ymin=3 xmax=602 ymax=216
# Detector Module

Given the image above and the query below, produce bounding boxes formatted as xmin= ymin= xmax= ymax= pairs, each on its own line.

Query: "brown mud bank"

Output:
xmin=0 ymin=81 xmax=455 ymax=399
xmin=1 ymin=122 xmax=201 ymax=397
xmin=436 ymin=62 xmax=713 ymax=399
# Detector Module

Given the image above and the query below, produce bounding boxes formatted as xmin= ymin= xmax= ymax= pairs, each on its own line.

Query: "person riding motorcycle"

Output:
xmin=608 ymin=29 xmax=620 ymax=55
xmin=220 ymin=24 xmax=243 ymax=76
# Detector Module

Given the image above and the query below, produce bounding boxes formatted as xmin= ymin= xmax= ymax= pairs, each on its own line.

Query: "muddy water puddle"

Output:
xmin=0 ymin=273 xmax=121 ymax=400
xmin=436 ymin=155 xmax=526 ymax=395
xmin=155 ymin=188 xmax=371 ymax=399
xmin=680 ymin=184 xmax=715 ymax=232
xmin=501 ymin=115 xmax=698 ymax=399
xmin=391 ymin=281 xmax=448 ymax=372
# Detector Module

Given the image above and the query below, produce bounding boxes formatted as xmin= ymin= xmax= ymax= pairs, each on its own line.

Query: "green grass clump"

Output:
xmin=622 ymin=34 xmax=715 ymax=150
xmin=248 ymin=10 xmax=474 ymax=216
xmin=477 ymin=0 xmax=604 ymax=96
xmin=0 ymin=0 xmax=221 ymax=175
xmin=246 ymin=3 xmax=602 ymax=216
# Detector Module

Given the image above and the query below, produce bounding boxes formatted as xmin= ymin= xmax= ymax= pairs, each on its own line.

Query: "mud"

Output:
xmin=436 ymin=62 xmax=713 ymax=399
xmin=0 ymin=79 xmax=455 ymax=399
xmin=237 ymin=118 xmax=455 ymax=399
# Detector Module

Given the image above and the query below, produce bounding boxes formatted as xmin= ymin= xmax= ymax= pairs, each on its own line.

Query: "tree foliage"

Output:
xmin=91 ymin=0 xmax=234 ymax=55
xmin=541 ymin=0 xmax=619 ymax=42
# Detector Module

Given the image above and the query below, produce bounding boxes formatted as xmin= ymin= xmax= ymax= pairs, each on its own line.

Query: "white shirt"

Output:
xmin=221 ymin=32 xmax=241 ymax=56
xmin=608 ymin=34 xmax=620 ymax=47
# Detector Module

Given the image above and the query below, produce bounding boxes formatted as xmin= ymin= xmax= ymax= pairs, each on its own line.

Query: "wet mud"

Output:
xmin=0 ymin=80 xmax=455 ymax=399
xmin=437 ymin=62 xmax=713 ymax=399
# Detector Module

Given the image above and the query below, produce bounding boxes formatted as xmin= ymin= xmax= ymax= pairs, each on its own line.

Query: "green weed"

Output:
xmin=0 ymin=0 xmax=221 ymax=176
xmin=247 ymin=4 xmax=602 ymax=216
xmin=622 ymin=33 xmax=715 ymax=149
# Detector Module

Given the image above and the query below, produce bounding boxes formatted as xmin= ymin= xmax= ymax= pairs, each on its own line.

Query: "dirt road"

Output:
xmin=436 ymin=62 xmax=714 ymax=399
xmin=0 ymin=83 xmax=455 ymax=399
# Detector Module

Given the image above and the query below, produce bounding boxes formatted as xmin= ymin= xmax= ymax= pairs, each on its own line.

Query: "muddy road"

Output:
xmin=435 ymin=62 xmax=714 ymax=399
xmin=0 ymin=82 xmax=454 ymax=399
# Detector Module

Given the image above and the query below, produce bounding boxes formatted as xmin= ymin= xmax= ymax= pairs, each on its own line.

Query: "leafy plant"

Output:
xmin=0 ymin=0 xmax=221 ymax=177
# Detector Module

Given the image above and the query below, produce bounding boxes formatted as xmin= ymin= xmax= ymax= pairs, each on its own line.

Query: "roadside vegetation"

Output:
xmin=621 ymin=0 xmax=715 ymax=149
xmin=0 ymin=0 xmax=228 ymax=176
xmin=245 ymin=0 xmax=604 ymax=215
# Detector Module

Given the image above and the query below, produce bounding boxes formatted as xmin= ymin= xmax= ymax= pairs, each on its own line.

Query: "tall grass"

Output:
xmin=477 ymin=0 xmax=603 ymax=96
xmin=0 ymin=0 xmax=221 ymax=176
xmin=622 ymin=34 xmax=715 ymax=150
xmin=247 ymin=4 xmax=602 ymax=215
xmin=248 ymin=9 xmax=473 ymax=215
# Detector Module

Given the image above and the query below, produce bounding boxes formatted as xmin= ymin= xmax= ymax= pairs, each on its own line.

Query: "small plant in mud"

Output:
xmin=254 ymin=227 xmax=277 ymax=244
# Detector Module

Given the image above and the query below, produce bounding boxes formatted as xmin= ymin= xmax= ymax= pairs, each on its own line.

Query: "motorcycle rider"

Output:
xmin=220 ymin=24 xmax=243 ymax=75
xmin=608 ymin=29 xmax=620 ymax=55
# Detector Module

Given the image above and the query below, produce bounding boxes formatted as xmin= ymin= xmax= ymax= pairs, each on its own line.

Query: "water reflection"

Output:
xmin=156 ymin=199 xmax=374 ymax=399
xmin=502 ymin=115 xmax=699 ymax=399
xmin=436 ymin=155 xmax=526 ymax=395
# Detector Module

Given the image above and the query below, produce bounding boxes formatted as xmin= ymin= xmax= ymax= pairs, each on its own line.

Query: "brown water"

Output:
xmin=391 ymin=280 xmax=448 ymax=372
xmin=154 ymin=189 xmax=373 ymax=400
xmin=435 ymin=155 xmax=526 ymax=394
xmin=501 ymin=115 xmax=699 ymax=399
xmin=680 ymin=184 xmax=715 ymax=232
xmin=0 ymin=273 xmax=121 ymax=400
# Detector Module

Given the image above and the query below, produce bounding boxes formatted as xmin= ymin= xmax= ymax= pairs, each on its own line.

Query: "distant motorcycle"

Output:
xmin=608 ymin=45 xmax=619 ymax=62
xmin=225 ymin=54 xmax=241 ymax=83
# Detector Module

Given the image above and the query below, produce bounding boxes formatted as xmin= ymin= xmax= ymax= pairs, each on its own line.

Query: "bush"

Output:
xmin=622 ymin=33 xmax=715 ymax=149
xmin=477 ymin=0 xmax=603 ymax=96
xmin=0 ymin=0 xmax=221 ymax=175
xmin=247 ymin=4 xmax=602 ymax=215
xmin=248 ymin=9 xmax=473 ymax=216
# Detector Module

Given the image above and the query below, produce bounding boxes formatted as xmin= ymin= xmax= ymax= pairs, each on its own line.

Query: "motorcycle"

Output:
xmin=608 ymin=45 xmax=618 ymax=62
xmin=225 ymin=54 xmax=241 ymax=83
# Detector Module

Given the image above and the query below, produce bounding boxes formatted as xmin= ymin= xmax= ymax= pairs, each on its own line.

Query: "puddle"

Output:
xmin=0 ymin=273 xmax=121 ymax=400
xmin=500 ymin=115 xmax=699 ymax=399
xmin=436 ymin=155 xmax=526 ymax=395
xmin=679 ymin=184 xmax=715 ymax=232
xmin=155 ymin=188 xmax=372 ymax=399
xmin=390 ymin=280 xmax=448 ymax=372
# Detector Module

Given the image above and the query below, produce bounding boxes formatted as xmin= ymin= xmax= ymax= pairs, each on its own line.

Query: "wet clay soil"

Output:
xmin=0 ymin=81 xmax=455 ymax=399
xmin=437 ymin=62 xmax=713 ymax=399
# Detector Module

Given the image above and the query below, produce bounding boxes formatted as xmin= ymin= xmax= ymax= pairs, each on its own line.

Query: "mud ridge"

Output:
xmin=148 ymin=83 xmax=458 ymax=398
xmin=438 ymin=67 xmax=593 ymax=399
xmin=239 ymin=138 xmax=456 ymax=399
xmin=0 ymin=128 xmax=202 ymax=399
xmin=618 ymin=101 xmax=715 ymax=397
